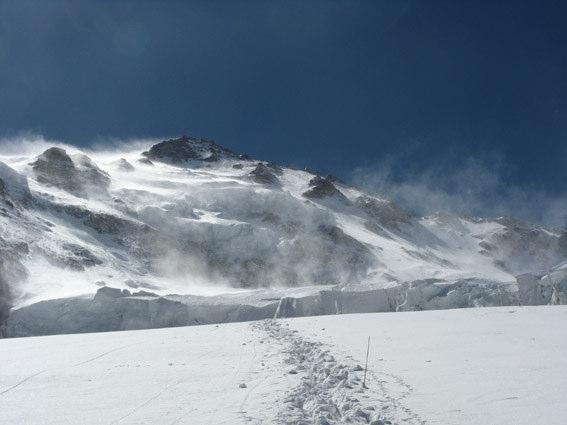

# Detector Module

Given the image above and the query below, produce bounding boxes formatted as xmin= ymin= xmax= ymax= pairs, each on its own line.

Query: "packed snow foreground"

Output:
xmin=1 ymin=306 xmax=565 ymax=424
xmin=0 ymin=135 xmax=566 ymax=336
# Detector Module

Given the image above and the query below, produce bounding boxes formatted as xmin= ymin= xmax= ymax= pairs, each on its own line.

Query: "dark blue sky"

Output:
xmin=0 ymin=1 xmax=566 ymax=195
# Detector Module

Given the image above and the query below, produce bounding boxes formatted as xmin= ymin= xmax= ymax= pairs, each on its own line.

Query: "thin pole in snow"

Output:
xmin=362 ymin=336 xmax=370 ymax=389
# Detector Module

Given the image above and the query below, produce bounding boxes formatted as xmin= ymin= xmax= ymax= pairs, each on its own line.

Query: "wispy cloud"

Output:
xmin=350 ymin=150 xmax=567 ymax=229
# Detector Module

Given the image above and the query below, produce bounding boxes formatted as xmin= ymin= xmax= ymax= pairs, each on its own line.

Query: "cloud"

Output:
xmin=350 ymin=150 xmax=567 ymax=229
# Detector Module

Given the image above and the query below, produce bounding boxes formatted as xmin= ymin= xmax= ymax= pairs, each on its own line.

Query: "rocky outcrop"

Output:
xmin=59 ymin=243 xmax=103 ymax=270
xmin=36 ymin=202 xmax=167 ymax=263
xmin=249 ymin=163 xmax=281 ymax=186
xmin=31 ymin=147 xmax=78 ymax=192
xmin=142 ymin=135 xmax=248 ymax=164
xmin=302 ymin=176 xmax=350 ymax=204
xmin=59 ymin=204 xmax=149 ymax=237
xmin=30 ymin=148 xmax=110 ymax=198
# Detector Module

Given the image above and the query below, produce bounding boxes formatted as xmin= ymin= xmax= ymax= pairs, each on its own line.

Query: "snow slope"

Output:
xmin=0 ymin=136 xmax=566 ymax=334
xmin=1 ymin=306 xmax=565 ymax=424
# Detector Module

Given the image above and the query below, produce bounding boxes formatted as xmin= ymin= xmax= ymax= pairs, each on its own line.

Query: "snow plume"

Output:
xmin=0 ymin=133 xmax=159 ymax=158
xmin=351 ymin=152 xmax=567 ymax=229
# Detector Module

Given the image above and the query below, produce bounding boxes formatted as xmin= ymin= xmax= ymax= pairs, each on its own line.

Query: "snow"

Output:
xmin=0 ymin=161 xmax=30 ymax=201
xmin=1 ymin=306 xmax=565 ymax=424
xmin=0 ymin=321 xmax=290 ymax=424
xmin=285 ymin=306 xmax=567 ymax=425
xmin=0 ymin=137 xmax=566 ymax=334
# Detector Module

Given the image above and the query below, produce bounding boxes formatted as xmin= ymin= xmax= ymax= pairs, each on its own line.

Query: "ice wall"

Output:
xmin=6 ymin=274 xmax=562 ymax=338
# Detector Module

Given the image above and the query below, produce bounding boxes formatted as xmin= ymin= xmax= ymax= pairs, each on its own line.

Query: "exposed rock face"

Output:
xmin=31 ymin=147 xmax=79 ymax=192
xmin=57 ymin=204 xmax=161 ymax=257
xmin=249 ymin=163 xmax=281 ymax=186
xmin=142 ymin=136 xmax=247 ymax=164
xmin=302 ymin=176 xmax=350 ymax=204
xmin=60 ymin=243 xmax=103 ymax=270
xmin=30 ymin=148 xmax=110 ymax=197
xmin=325 ymin=174 xmax=346 ymax=185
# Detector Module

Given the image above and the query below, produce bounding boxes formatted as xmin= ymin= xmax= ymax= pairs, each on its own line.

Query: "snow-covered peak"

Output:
xmin=0 ymin=136 xmax=565 ymax=318
xmin=141 ymin=135 xmax=249 ymax=164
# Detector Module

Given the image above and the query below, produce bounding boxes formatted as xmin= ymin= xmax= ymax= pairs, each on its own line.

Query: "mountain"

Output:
xmin=0 ymin=136 xmax=566 ymax=336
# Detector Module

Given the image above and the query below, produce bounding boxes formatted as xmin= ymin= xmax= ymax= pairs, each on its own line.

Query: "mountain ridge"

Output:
xmin=0 ymin=136 xmax=565 ymax=335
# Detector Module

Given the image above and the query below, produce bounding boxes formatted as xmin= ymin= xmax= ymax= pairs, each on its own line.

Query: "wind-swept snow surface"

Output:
xmin=1 ymin=306 xmax=565 ymax=424
xmin=0 ymin=135 xmax=566 ymax=334
xmin=286 ymin=306 xmax=567 ymax=425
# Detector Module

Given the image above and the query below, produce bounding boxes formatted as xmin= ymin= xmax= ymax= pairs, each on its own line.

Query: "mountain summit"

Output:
xmin=142 ymin=135 xmax=249 ymax=164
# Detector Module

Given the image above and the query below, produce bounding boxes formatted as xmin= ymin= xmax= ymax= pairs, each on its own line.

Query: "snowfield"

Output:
xmin=1 ymin=306 xmax=565 ymax=425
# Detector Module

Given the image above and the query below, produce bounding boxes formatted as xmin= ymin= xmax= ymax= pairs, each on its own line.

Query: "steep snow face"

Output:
xmin=0 ymin=136 xmax=566 ymax=314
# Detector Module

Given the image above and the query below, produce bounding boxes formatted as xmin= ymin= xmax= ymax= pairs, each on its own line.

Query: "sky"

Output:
xmin=0 ymin=0 xmax=565 ymax=225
